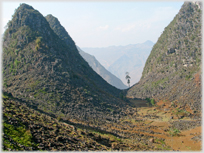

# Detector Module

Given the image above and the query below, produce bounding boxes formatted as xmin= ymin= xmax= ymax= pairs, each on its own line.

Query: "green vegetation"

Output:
xmin=91 ymin=130 xmax=122 ymax=142
xmin=83 ymin=88 xmax=90 ymax=94
xmin=3 ymin=94 xmax=9 ymax=99
xmin=150 ymin=99 xmax=155 ymax=106
xmin=14 ymin=59 xmax=20 ymax=68
xmin=107 ymin=108 xmax=114 ymax=112
xmin=174 ymin=108 xmax=190 ymax=118
xmin=38 ymin=87 xmax=47 ymax=94
xmin=155 ymin=138 xmax=171 ymax=150
xmin=30 ymin=81 xmax=40 ymax=89
xmin=185 ymin=74 xmax=192 ymax=80
xmin=3 ymin=79 xmax=8 ymax=87
xmin=151 ymin=77 xmax=168 ymax=88
xmin=35 ymin=37 xmax=42 ymax=51
xmin=3 ymin=92 xmax=13 ymax=99
xmin=3 ymin=122 xmax=38 ymax=150
xmin=169 ymin=127 xmax=180 ymax=136
xmin=156 ymin=55 xmax=163 ymax=64
xmin=146 ymin=98 xmax=155 ymax=106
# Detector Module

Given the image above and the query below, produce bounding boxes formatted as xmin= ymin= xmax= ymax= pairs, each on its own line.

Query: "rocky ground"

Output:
xmin=3 ymin=95 xmax=125 ymax=151
xmin=77 ymin=99 xmax=202 ymax=151
xmin=2 ymin=93 xmax=201 ymax=151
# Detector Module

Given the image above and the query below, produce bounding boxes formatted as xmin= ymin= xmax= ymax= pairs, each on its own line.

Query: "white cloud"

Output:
xmin=96 ymin=25 xmax=109 ymax=31
xmin=115 ymin=24 xmax=136 ymax=32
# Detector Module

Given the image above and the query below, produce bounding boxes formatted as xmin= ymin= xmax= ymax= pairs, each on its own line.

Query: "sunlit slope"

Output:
xmin=127 ymin=2 xmax=202 ymax=112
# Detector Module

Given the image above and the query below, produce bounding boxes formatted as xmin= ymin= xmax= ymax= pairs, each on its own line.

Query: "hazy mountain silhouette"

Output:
xmin=82 ymin=41 xmax=154 ymax=86
xmin=77 ymin=47 xmax=128 ymax=89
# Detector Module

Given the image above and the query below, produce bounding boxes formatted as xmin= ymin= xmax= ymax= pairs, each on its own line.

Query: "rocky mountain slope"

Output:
xmin=3 ymin=92 xmax=175 ymax=151
xmin=2 ymin=93 xmax=133 ymax=151
xmin=127 ymin=2 xmax=202 ymax=113
xmin=77 ymin=47 xmax=128 ymax=89
xmin=82 ymin=41 xmax=154 ymax=86
xmin=2 ymin=2 xmax=202 ymax=152
xmin=2 ymin=4 xmax=127 ymax=124
xmin=44 ymin=14 xmax=76 ymax=49
xmin=45 ymin=14 xmax=127 ymax=89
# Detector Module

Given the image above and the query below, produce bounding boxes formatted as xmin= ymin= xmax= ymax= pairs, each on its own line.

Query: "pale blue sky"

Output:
xmin=1 ymin=0 xmax=184 ymax=48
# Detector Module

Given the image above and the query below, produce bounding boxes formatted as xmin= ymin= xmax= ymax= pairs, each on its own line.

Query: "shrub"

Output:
xmin=14 ymin=59 xmax=20 ymax=68
xmin=36 ymin=37 xmax=42 ymax=45
xmin=146 ymin=98 xmax=155 ymax=106
xmin=175 ymin=108 xmax=190 ymax=118
xmin=150 ymin=99 xmax=155 ymax=106
xmin=35 ymin=37 xmax=42 ymax=51
xmin=169 ymin=127 xmax=180 ymax=136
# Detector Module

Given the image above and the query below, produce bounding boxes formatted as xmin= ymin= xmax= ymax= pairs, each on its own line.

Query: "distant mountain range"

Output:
xmin=77 ymin=47 xmax=128 ymax=89
xmin=82 ymin=40 xmax=154 ymax=86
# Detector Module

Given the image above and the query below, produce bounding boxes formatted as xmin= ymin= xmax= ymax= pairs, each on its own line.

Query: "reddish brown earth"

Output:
xmin=89 ymin=99 xmax=202 ymax=151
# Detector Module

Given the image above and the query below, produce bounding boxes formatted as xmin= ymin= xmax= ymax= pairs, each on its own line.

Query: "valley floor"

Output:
xmin=127 ymin=100 xmax=201 ymax=151
xmin=72 ymin=98 xmax=202 ymax=151
xmin=2 ymin=94 xmax=201 ymax=151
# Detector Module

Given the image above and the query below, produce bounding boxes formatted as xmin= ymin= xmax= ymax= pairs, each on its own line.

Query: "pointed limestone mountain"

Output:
xmin=3 ymin=3 xmax=127 ymax=123
xmin=127 ymin=2 xmax=202 ymax=113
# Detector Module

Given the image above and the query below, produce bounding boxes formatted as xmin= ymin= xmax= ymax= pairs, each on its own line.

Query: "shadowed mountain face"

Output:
xmin=82 ymin=41 xmax=154 ymax=86
xmin=2 ymin=4 xmax=128 ymax=123
xmin=77 ymin=47 xmax=128 ymax=89
xmin=45 ymin=14 xmax=76 ymax=49
xmin=45 ymin=14 xmax=128 ymax=90
xmin=127 ymin=2 xmax=202 ymax=112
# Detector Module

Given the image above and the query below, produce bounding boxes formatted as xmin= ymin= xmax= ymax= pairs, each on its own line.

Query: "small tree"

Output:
xmin=150 ymin=99 xmax=155 ymax=106
xmin=35 ymin=37 xmax=42 ymax=51
xmin=125 ymin=72 xmax=131 ymax=87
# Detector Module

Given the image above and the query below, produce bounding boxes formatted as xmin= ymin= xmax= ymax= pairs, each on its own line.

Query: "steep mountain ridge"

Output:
xmin=44 ymin=14 xmax=127 ymax=89
xmin=3 ymin=4 xmax=127 ymax=123
xmin=45 ymin=14 xmax=76 ymax=49
xmin=127 ymin=2 xmax=202 ymax=112
xmin=77 ymin=47 xmax=128 ymax=89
